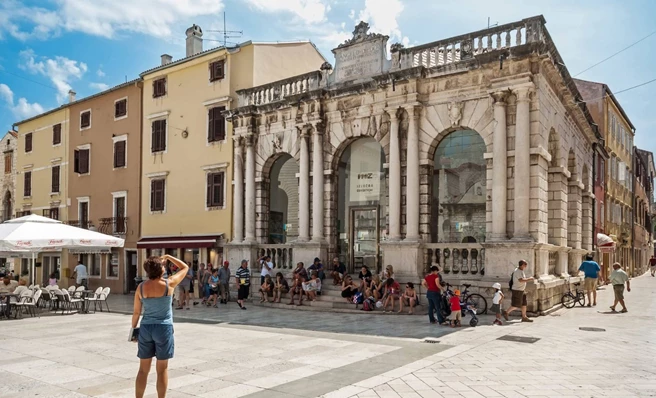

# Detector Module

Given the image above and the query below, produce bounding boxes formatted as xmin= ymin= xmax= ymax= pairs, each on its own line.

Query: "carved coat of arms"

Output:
xmin=447 ymin=102 xmax=464 ymax=127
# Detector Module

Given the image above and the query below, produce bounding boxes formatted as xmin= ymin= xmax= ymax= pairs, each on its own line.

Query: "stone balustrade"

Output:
xmin=254 ymin=244 xmax=294 ymax=270
xmin=396 ymin=16 xmax=545 ymax=69
xmin=237 ymin=71 xmax=322 ymax=107
xmin=424 ymin=243 xmax=485 ymax=276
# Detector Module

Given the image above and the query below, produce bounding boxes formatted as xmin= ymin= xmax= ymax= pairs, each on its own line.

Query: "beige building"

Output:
xmin=66 ymin=80 xmax=143 ymax=293
xmin=137 ymin=25 xmax=325 ymax=270
xmin=13 ymin=102 xmax=71 ymax=284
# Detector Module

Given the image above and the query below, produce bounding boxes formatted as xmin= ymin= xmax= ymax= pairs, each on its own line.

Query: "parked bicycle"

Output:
xmin=443 ymin=283 xmax=488 ymax=315
xmin=561 ymin=279 xmax=585 ymax=308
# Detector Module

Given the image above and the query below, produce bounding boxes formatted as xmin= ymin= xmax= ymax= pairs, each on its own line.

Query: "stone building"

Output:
xmin=227 ymin=16 xmax=599 ymax=312
xmin=633 ymin=148 xmax=654 ymax=276
xmin=0 ymin=131 xmax=18 ymax=273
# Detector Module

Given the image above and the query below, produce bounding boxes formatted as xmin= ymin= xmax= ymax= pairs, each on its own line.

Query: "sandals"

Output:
xmin=609 ymin=306 xmax=616 ymax=312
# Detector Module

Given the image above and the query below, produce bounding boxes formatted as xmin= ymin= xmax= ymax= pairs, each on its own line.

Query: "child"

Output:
xmin=491 ymin=282 xmax=504 ymax=325
xmin=399 ymin=282 xmax=417 ymax=314
xmin=302 ymin=272 xmax=321 ymax=301
xmin=449 ymin=289 xmax=462 ymax=327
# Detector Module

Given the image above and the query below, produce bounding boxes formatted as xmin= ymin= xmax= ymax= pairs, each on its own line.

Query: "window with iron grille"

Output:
xmin=209 ymin=60 xmax=225 ymax=82
xmin=51 ymin=165 xmax=60 ymax=193
xmin=114 ymin=140 xmax=126 ymax=168
xmin=206 ymin=172 xmax=225 ymax=207
xmin=25 ymin=133 xmax=32 ymax=153
xmin=153 ymin=78 xmax=166 ymax=98
xmin=23 ymin=171 xmax=31 ymax=197
xmin=53 ymin=124 xmax=61 ymax=145
xmin=80 ymin=111 xmax=91 ymax=128
xmin=115 ymin=99 xmax=127 ymax=118
xmin=150 ymin=179 xmax=165 ymax=211
xmin=151 ymin=120 xmax=166 ymax=152
xmin=208 ymin=106 xmax=226 ymax=142
xmin=74 ymin=149 xmax=90 ymax=174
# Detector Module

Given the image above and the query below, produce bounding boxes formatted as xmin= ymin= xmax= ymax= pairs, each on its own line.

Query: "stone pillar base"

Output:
xmin=568 ymin=249 xmax=587 ymax=276
xmin=481 ymin=241 xmax=537 ymax=278
xmin=291 ymin=242 xmax=328 ymax=269
xmin=380 ymin=241 xmax=423 ymax=282
xmin=225 ymin=242 xmax=257 ymax=271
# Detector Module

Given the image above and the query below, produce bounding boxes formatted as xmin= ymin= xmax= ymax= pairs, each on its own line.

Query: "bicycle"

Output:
xmin=444 ymin=283 xmax=488 ymax=315
xmin=561 ymin=279 xmax=585 ymax=308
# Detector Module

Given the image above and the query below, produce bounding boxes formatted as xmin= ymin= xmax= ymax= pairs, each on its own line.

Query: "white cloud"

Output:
xmin=357 ymin=0 xmax=405 ymax=43
xmin=19 ymin=49 xmax=87 ymax=103
xmin=0 ymin=83 xmax=45 ymax=120
xmin=96 ymin=68 xmax=105 ymax=77
xmin=1 ymin=0 xmax=225 ymax=40
xmin=245 ymin=0 xmax=329 ymax=24
xmin=89 ymin=82 xmax=110 ymax=91
xmin=348 ymin=9 xmax=355 ymax=20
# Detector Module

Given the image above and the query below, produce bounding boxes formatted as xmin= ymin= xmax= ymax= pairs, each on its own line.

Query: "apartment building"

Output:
xmin=0 ymin=131 xmax=18 ymax=274
xmin=634 ymin=148 xmax=654 ymax=276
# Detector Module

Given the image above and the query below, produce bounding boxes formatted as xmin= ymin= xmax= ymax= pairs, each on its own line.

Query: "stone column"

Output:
xmin=244 ymin=133 xmax=256 ymax=243
xmin=404 ymin=105 xmax=420 ymax=242
xmin=514 ymin=87 xmax=532 ymax=240
xmin=387 ymin=108 xmax=401 ymax=241
xmin=581 ymin=192 xmax=593 ymax=252
xmin=232 ymin=136 xmax=244 ymax=242
xmin=491 ymin=92 xmax=508 ymax=240
xmin=297 ymin=127 xmax=310 ymax=241
xmin=567 ymin=181 xmax=582 ymax=250
xmin=311 ymin=123 xmax=325 ymax=242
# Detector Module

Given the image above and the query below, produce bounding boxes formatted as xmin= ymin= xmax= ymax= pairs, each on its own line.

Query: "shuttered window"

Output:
xmin=208 ymin=106 xmax=226 ymax=142
xmin=25 ymin=133 xmax=32 ymax=153
xmin=153 ymin=78 xmax=166 ymax=98
xmin=115 ymin=99 xmax=127 ymax=118
xmin=114 ymin=140 xmax=126 ymax=168
xmin=151 ymin=179 xmax=165 ymax=211
xmin=53 ymin=124 xmax=61 ymax=145
xmin=51 ymin=165 xmax=60 ymax=193
xmin=209 ymin=60 xmax=225 ymax=82
xmin=151 ymin=120 xmax=166 ymax=152
xmin=206 ymin=172 xmax=225 ymax=207
xmin=4 ymin=153 xmax=11 ymax=174
xmin=74 ymin=149 xmax=90 ymax=174
xmin=23 ymin=171 xmax=31 ymax=197
xmin=80 ymin=111 xmax=91 ymax=128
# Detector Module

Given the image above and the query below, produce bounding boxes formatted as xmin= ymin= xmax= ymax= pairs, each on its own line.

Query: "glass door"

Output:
xmin=350 ymin=206 xmax=379 ymax=274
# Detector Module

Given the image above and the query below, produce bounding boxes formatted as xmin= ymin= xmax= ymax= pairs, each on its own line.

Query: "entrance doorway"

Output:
xmin=350 ymin=206 xmax=379 ymax=274
xmin=126 ymin=250 xmax=138 ymax=292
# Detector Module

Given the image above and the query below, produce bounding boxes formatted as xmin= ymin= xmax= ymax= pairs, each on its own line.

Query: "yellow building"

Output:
xmin=137 ymin=25 xmax=325 ymax=269
xmin=13 ymin=102 xmax=71 ymax=285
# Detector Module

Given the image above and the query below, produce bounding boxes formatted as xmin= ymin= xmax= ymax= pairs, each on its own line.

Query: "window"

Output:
xmin=209 ymin=60 xmax=225 ymax=82
xmin=88 ymin=253 xmax=101 ymax=277
xmin=115 ymin=98 xmax=127 ymax=118
xmin=151 ymin=120 xmax=166 ymax=152
xmin=108 ymin=250 xmax=119 ymax=277
xmin=51 ymin=165 xmax=60 ymax=193
xmin=4 ymin=153 xmax=11 ymax=174
xmin=25 ymin=133 xmax=32 ymax=153
xmin=23 ymin=171 xmax=31 ymax=197
xmin=43 ymin=208 xmax=59 ymax=220
xmin=114 ymin=140 xmax=126 ymax=168
xmin=153 ymin=78 xmax=166 ymax=98
xmin=114 ymin=196 xmax=126 ymax=234
xmin=53 ymin=124 xmax=61 ymax=145
xmin=208 ymin=106 xmax=226 ymax=142
xmin=150 ymin=179 xmax=165 ymax=211
xmin=16 ymin=210 xmax=31 ymax=217
xmin=206 ymin=172 xmax=225 ymax=207
xmin=80 ymin=111 xmax=91 ymax=129
xmin=74 ymin=148 xmax=90 ymax=174
xmin=79 ymin=200 xmax=89 ymax=228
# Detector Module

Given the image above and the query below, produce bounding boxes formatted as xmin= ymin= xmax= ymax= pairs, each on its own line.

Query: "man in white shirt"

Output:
xmin=72 ymin=261 xmax=88 ymax=288
xmin=0 ymin=275 xmax=18 ymax=293
xmin=503 ymin=260 xmax=534 ymax=323
xmin=609 ymin=262 xmax=630 ymax=313
xmin=259 ymin=255 xmax=273 ymax=285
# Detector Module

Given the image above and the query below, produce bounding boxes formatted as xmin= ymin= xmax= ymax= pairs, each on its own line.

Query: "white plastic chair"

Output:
xmin=97 ymin=287 xmax=111 ymax=312
xmin=73 ymin=286 xmax=85 ymax=299
xmin=52 ymin=284 xmax=59 ymax=290
xmin=67 ymin=286 xmax=76 ymax=294
xmin=13 ymin=286 xmax=27 ymax=296
xmin=15 ymin=289 xmax=41 ymax=318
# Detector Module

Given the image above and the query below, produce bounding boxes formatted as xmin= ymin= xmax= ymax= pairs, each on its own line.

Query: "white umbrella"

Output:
xmin=0 ymin=214 xmax=125 ymax=283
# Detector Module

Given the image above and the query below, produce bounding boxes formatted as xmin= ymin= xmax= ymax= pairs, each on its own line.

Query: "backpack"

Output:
xmin=509 ymin=268 xmax=516 ymax=290
xmin=362 ymin=297 xmax=375 ymax=311
xmin=440 ymin=295 xmax=452 ymax=317
xmin=352 ymin=292 xmax=364 ymax=304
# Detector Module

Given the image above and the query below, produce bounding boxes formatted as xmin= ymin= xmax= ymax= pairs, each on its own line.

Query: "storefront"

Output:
xmin=137 ymin=235 xmax=224 ymax=274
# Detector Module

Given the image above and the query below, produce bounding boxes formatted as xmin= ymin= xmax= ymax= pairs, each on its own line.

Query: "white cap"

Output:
xmin=492 ymin=282 xmax=501 ymax=290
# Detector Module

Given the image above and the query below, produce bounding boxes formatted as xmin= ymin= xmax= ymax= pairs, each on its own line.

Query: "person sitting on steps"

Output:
xmin=259 ymin=274 xmax=274 ymax=303
xmin=273 ymin=272 xmax=289 ymax=303
xmin=331 ymin=257 xmax=346 ymax=285
xmin=289 ymin=273 xmax=305 ymax=306
xmin=341 ymin=275 xmax=358 ymax=303
xmin=399 ymin=282 xmax=418 ymax=314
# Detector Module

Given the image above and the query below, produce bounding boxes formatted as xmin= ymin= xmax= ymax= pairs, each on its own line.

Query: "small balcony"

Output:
xmin=98 ymin=217 xmax=128 ymax=236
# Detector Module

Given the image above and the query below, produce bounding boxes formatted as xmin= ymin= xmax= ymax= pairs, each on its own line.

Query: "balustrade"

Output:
xmin=425 ymin=243 xmax=485 ymax=277
xmin=237 ymin=71 xmax=322 ymax=107
xmin=253 ymin=245 xmax=294 ymax=270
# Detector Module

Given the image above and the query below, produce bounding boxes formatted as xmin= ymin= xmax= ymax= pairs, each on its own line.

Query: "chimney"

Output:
xmin=161 ymin=54 xmax=173 ymax=65
xmin=185 ymin=24 xmax=203 ymax=57
xmin=68 ymin=90 xmax=76 ymax=103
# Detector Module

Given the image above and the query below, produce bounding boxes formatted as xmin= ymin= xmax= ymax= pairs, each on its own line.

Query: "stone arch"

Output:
xmin=548 ymin=128 xmax=560 ymax=167
xmin=329 ymin=117 xmax=391 ymax=174
xmin=426 ymin=126 xmax=492 ymax=164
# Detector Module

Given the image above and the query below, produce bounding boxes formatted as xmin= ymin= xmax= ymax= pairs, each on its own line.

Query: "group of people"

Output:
xmin=258 ymin=257 xmax=325 ymax=306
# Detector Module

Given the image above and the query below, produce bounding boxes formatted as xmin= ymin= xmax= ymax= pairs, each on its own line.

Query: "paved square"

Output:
xmin=1 ymin=276 xmax=655 ymax=397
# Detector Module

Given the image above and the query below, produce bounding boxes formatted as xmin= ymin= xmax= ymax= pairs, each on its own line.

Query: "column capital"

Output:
xmin=385 ymin=107 xmax=400 ymax=121
xmin=232 ymin=135 xmax=244 ymax=147
xmin=310 ymin=121 xmax=324 ymax=135
xmin=514 ymin=85 xmax=534 ymax=102
xmin=244 ymin=133 xmax=257 ymax=147
xmin=490 ymin=91 xmax=509 ymax=104
xmin=296 ymin=124 xmax=310 ymax=138
xmin=402 ymin=103 xmax=422 ymax=119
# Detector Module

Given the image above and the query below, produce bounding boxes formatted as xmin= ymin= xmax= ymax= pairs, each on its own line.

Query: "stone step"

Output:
xmin=250 ymin=299 xmax=426 ymax=315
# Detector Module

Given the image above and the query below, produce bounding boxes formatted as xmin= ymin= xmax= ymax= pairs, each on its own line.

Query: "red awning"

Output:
xmin=137 ymin=235 xmax=223 ymax=249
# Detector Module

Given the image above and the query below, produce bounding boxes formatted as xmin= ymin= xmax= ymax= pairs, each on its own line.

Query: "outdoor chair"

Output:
xmin=85 ymin=287 xmax=103 ymax=313
xmin=59 ymin=289 xmax=82 ymax=315
xmin=96 ymin=287 xmax=111 ymax=312
xmin=11 ymin=290 xmax=33 ymax=318
xmin=67 ymin=286 xmax=76 ymax=294
xmin=13 ymin=286 xmax=27 ymax=296
xmin=52 ymin=284 xmax=59 ymax=290
xmin=73 ymin=286 xmax=85 ymax=299
xmin=15 ymin=289 xmax=40 ymax=318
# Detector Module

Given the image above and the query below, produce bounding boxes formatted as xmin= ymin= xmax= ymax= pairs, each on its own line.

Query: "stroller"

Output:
xmin=440 ymin=285 xmax=479 ymax=327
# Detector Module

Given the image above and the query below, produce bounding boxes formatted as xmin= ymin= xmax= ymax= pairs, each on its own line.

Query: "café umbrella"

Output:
xmin=0 ymin=214 xmax=125 ymax=283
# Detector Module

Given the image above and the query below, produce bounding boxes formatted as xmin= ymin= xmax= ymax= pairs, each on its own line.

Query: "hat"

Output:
xmin=223 ymin=261 xmax=229 ymax=266
xmin=454 ymin=289 xmax=461 ymax=296
xmin=492 ymin=282 xmax=501 ymax=290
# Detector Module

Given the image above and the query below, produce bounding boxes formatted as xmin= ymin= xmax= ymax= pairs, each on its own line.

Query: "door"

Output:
xmin=126 ymin=251 xmax=137 ymax=292
xmin=115 ymin=197 xmax=126 ymax=234
xmin=349 ymin=206 xmax=379 ymax=274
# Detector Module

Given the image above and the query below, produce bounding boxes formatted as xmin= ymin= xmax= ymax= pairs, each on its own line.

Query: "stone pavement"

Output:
xmin=0 ymin=275 xmax=654 ymax=397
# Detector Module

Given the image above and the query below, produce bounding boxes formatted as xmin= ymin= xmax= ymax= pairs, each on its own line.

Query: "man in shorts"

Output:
xmin=649 ymin=255 xmax=656 ymax=277
xmin=578 ymin=254 xmax=601 ymax=307
xmin=218 ymin=261 xmax=231 ymax=304
xmin=503 ymin=260 xmax=534 ymax=322
xmin=235 ymin=260 xmax=250 ymax=310
xmin=176 ymin=266 xmax=193 ymax=310
xmin=609 ymin=262 xmax=630 ymax=313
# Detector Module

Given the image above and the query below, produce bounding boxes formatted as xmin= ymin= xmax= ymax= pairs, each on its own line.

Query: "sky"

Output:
xmin=1 ymin=0 xmax=655 ymax=155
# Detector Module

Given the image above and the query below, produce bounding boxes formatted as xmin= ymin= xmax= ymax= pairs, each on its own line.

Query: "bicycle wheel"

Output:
xmin=561 ymin=293 xmax=576 ymax=308
xmin=576 ymin=292 xmax=586 ymax=307
xmin=466 ymin=294 xmax=487 ymax=315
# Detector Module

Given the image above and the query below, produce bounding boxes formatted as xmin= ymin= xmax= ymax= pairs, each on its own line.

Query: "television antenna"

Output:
xmin=487 ymin=17 xmax=498 ymax=29
xmin=206 ymin=12 xmax=243 ymax=47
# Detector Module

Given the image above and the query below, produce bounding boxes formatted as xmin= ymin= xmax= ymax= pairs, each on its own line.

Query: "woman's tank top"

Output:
xmin=140 ymin=279 xmax=173 ymax=325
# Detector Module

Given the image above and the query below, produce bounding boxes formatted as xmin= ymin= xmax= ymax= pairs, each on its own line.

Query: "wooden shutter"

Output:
xmin=24 ymin=171 xmax=31 ymax=197
xmin=208 ymin=108 xmax=215 ymax=142
xmin=78 ymin=149 xmax=89 ymax=174
xmin=51 ymin=166 xmax=60 ymax=193
xmin=151 ymin=120 xmax=166 ymax=152
xmin=74 ymin=150 xmax=80 ymax=173
xmin=25 ymin=133 xmax=32 ymax=152
xmin=4 ymin=153 xmax=11 ymax=174
xmin=206 ymin=173 xmax=213 ymax=206
xmin=208 ymin=107 xmax=225 ymax=142
xmin=115 ymin=99 xmax=127 ymax=118
xmin=114 ymin=141 xmax=126 ymax=168
xmin=151 ymin=179 xmax=165 ymax=211
xmin=81 ymin=111 xmax=90 ymax=128
xmin=216 ymin=172 xmax=224 ymax=206
xmin=53 ymin=124 xmax=61 ymax=145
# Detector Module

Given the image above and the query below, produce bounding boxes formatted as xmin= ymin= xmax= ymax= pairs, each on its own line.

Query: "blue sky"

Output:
xmin=1 ymin=0 xmax=655 ymax=155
